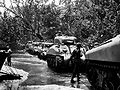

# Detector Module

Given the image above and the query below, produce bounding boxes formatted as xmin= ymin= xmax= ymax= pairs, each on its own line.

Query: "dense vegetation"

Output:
xmin=0 ymin=0 xmax=120 ymax=50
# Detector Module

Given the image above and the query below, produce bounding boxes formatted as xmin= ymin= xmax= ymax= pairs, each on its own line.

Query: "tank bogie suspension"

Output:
xmin=46 ymin=54 xmax=64 ymax=68
xmin=84 ymin=35 xmax=120 ymax=89
xmin=85 ymin=59 xmax=120 ymax=90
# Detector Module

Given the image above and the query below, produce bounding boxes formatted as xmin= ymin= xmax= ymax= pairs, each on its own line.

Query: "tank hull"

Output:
xmin=46 ymin=44 xmax=76 ymax=72
xmin=84 ymin=35 xmax=120 ymax=90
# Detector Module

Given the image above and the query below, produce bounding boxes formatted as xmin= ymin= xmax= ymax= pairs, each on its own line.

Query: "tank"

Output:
xmin=46 ymin=35 xmax=77 ymax=72
xmin=37 ymin=42 xmax=54 ymax=60
xmin=83 ymin=35 xmax=120 ymax=90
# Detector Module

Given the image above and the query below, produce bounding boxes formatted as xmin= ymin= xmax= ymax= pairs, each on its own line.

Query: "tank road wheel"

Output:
xmin=87 ymin=67 xmax=98 ymax=88
xmin=55 ymin=56 xmax=63 ymax=67
xmin=102 ymin=80 xmax=114 ymax=90
xmin=52 ymin=58 xmax=55 ymax=68
xmin=47 ymin=56 xmax=54 ymax=68
xmin=51 ymin=58 xmax=54 ymax=67
xmin=109 ymin=73 xmax=120 ymax=90
xmin=47 ymin=58 xmax=51 ymax=67
xmin=117 ymin=85 xmax=120 ymax=90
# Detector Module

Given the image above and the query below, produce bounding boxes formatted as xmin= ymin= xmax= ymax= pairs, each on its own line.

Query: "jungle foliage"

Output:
xmin=0 ymin=0 xmax=120 ymax=50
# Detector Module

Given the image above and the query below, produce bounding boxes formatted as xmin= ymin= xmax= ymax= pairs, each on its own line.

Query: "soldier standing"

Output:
xmin=70 ymin=43 xmax=85 ymax=87
xmin=7 ymin=46 xmax=12 ymax=66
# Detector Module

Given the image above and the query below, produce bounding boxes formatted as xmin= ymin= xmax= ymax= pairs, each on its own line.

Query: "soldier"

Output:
xmin=7 ymin=46 xmax=12 ymax=66
xmin=70 ymin=43 xmax=85 ymax=87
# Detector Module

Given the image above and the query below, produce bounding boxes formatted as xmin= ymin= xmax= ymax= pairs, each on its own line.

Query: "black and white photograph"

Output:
xmin=0 ymin=0 xmax=120 ymax=90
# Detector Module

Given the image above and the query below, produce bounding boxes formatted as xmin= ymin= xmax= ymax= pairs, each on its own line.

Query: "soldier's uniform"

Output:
xmin=70 ymin=43 xmax=84 ymax=84
xmin=7 ymin=48 xmax=12 ymax=66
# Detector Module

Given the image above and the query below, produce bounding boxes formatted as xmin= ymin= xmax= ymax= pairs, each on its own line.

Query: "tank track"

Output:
xmin=85 ymin=59 xmax=120 ymax=90
xmin=46 ymin=54 xmax=73 ymax=72
xmin=85 ymin=59 xmax=120 ymax=71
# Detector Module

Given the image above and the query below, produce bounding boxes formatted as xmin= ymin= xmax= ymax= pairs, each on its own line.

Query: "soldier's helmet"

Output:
xmin=76 ymin=42 xmax=82 ymax=48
